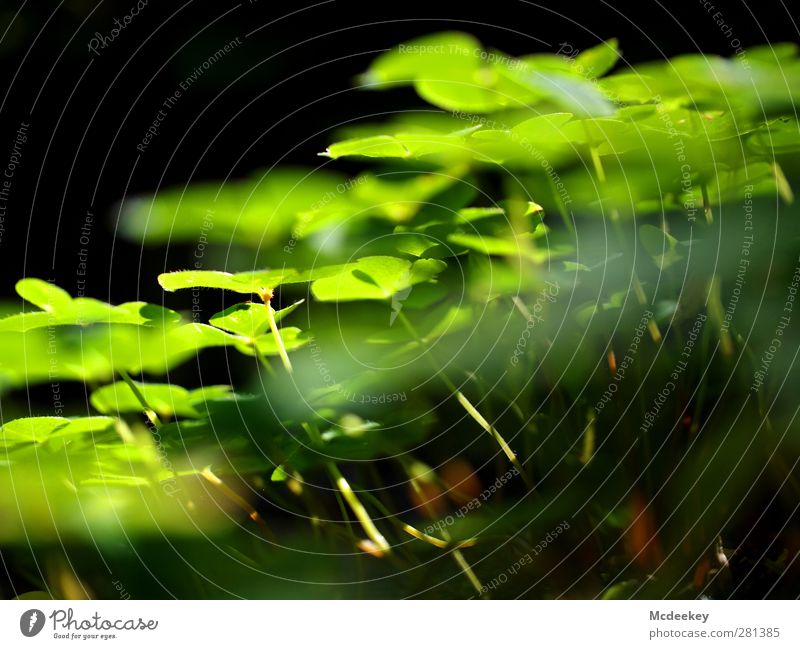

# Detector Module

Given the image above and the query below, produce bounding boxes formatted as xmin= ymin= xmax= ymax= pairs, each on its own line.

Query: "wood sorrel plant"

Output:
xmin=2 ymin=33 xmax=800 ymax=599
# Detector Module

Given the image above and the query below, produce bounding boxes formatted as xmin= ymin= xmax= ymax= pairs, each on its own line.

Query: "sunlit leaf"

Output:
xmin=359 ymin=32 xmax=482 ymax=87
xmin=210 ymin=303 xmax=271 ymax=338
xmin=574 ymin=39 xmax=620 ymax=78
xmin=91 ymin=382 xmax=231 ymax=418
xmin=639 ymin=224 xmax=683 ymax=270
xmin=1 ymin=416 xmax=116 ymax=446
xmin=0 ymin=280 xmax=180 ymax=332
xmin=310 ymin=257 xmax=447 ymax=302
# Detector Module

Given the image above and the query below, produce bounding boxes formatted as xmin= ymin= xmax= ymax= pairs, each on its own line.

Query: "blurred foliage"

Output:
xmin=3 ymin=33 xmax=800 ymax=599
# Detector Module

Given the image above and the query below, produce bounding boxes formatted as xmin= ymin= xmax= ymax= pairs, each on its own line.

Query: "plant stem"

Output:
xmin=359 ymin=487 xmax=477 ymax=550
xmin=402 ymin=461 xmax=483 ymax=596
xmin=302 ymin=422 xmax=391 ymax=553
xmin=707 ymin=274 xmax=734 ymax=358
xmin=450 ymin=543 xmax=484 ymax=596
xmin=265 ymin=304 xmax=293 ymax=374
xmin=395 ymin=310 xmax=531 ymax=487
xmin=118 ymin=369 xmax=161 ymax=428
xmin=772 ymin=160 xmax=795 ymax=204
xmin=257 ymin=288 xmax=293 ymax=373
xmin=453 ymin=389 xmax=529 ymax=483
xmin=546 ymin=172 xmax=574 ymax=233
xmin=700 ymin=183 xmax=714 ymax=224
xmin=200 ymin=466 xmax=271 ymax=540
xmin=253 ymin=340 xmax=277 ymax=377
xmin=326 ymin=461 xmax=391 ymax=554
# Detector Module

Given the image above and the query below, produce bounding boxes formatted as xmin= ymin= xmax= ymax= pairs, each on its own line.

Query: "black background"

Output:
xmin=0 ymin=0 xmax=797 ymax=303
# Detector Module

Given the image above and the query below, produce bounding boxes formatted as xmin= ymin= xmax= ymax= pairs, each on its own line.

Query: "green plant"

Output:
xmin=2 ymin=34 xmax=800 ymax=599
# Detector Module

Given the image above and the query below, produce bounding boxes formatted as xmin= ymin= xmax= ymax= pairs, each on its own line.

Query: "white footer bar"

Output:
xmin=1 ymin=600 xmax=797 ymax=647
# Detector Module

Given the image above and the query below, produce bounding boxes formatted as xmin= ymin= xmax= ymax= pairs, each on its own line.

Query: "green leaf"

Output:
xmin=574 ymin=39 xmax=620 ymax=78
xmin=393 ymin=233 xmax=441 ymax=257
xmin=322 ymin=130 xmax=475 ymax=160
xmin=414 ymin=75 xmax=507 ymax=113
xmin=271 ymin=465 xmax=289 ymax=482
xmin=158 ymin=270 xmax=268 ymax=295
xmin=120 ymin=167 xmax=349 ymax=246
xmin=161 ymin=257 xmax=446 ymax=305
xmin=511 ymin=113 xmax=575 ymax=149
xmin=238 ymin=327 xmax=310 ymax=357
xmin=367 ymin=302 xmax=473 ymax=345
xmin=447 ymin=232 xmax=556 ymax=261
xmin=310 ymin=257 xmax=447 ymax=302
xmin=745 ymin=42 xmax=798 ymax=62
xmin=187 ymin=385 xmax=235 ymax=404
xmin=210 ymin=303 xmax=271 ymax=338
xmin=166 ymin=323 xmax=245 ymax=354
xmin=1 ymin=416 xmax=116 ymax=446
xmin=323 ymin=135 xmax=411 ymax=159
xmin=159 ymin=267 xmax=315 ymax=295
xmin=360 ymin=32 xmax=482 ymax=87
xmin=16 ymin=279 xmax=72 ymax=312
xmin=601 ymin=580 xmax=640 ymax=599
xmin=0 ymin=432 xmax=230 ymax=540
xmin=209 ymin=300 xmax=304 ymax=339
xmin=0 ymin=281 xmax=181 ymax=332
xmin=639 ymin=225 xmax=683 ymax=270
xmin=497 ymin=66 xmax=616 ymax=117
xmin=91 ymin=382 xmax=230 ymax=418
xmin=272 ymin=300 xmax=305 ymax=324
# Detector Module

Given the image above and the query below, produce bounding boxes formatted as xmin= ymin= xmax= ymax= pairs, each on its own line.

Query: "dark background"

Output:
xmin=0 ymin=0 xmax=797 ymax=304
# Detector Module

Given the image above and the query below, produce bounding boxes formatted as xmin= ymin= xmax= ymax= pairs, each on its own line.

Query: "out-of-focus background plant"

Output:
xmin=1 ymin=2 xmax=799 ymax=599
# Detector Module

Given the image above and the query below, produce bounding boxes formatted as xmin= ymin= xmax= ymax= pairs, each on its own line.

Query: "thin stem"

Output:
xmin=257 ymin=288 xmax=293 ymax=374
xmin=253 ymin=340 xmax=277 ymax=377
xmin=395 ymin=310 xmax=531 ymax=487
xmin=450 ymin=544 xmax=484 ymax=596
xmin=707 ymin=274 xmax=734 ymax=359
xmin=265 ymin=304 xmax=293 ymax=374
xmin=454 ymin=390 xmax=529 ymax=485
xmin=331 ymin=485 xmax=367 ymax=590
xmin=326 ymin=462 xmax=391 ymax=554
xmin=772 ymin=160 xmax=795 ymax=204
xmin=201 ymin=467 xmax=272 ymax=541
xmin=409 ymin=524 xmax=476 ymax=550
xmin=359 ymin=487 xmax=476 ymax=550
xmin=118 ymin=369 xmax=161 ymax=428
xmin=113 ymin=419 xmax=136 ymax=445
xmin=402 ymin=461 xmax=483 ymax=596
xmin=700 ymin=183 xmax=714 ymax=225
xmin=306 ymin=419 xmax=391 ymax=553
xmin=546 ymin=172 xmax=574 ymax=233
